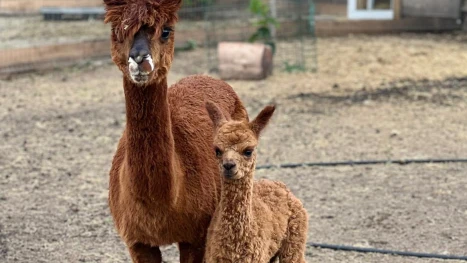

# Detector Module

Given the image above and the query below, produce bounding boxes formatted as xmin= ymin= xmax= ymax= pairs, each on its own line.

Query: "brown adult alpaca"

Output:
xmin=205 ymin=102 xmax=309 ymax=263
xmin=103 ymin=0 xmax=248 ymax=262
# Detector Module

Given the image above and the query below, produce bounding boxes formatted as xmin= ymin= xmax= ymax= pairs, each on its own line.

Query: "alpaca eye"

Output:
xmin=215 ymin=147 xmax=222 ymax=157
xmin=243 ymin=149 xmax=253 ymax=157
xmin=161 ymin=28 xmax=171 ymax=41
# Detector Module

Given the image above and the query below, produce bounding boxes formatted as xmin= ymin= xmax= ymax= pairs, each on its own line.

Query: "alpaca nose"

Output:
xmin=129 ymin=49 xmax=149 ymax=64
xmin=223 ymin=162 xmax=236 ymax=171
xmin=129 ymin=30 xmax=150 ymax=64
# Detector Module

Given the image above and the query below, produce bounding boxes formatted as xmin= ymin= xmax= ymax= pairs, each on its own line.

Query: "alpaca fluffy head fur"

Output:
xmin=206 ymin=101 xmax=275 ymax=180
xmin=103 ymin=0 xmax=181 ymax=84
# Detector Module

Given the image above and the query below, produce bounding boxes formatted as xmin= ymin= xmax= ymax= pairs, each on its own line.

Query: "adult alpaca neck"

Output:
xmin=122 ymin=76 xmax=181 ymax=205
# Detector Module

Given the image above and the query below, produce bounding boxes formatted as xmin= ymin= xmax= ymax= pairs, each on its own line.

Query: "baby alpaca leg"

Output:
xmin=278 ymin=203 xmax=308 ymax=263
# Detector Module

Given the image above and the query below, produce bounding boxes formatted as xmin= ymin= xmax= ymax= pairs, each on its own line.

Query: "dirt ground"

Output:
xmin=1 ymin=32 xmax=467 ymax=262
xmin=0 ymin=16 xmax=109 ymax=49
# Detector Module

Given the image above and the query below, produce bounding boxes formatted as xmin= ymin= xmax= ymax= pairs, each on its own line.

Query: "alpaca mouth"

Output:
xmin=223 ymin=170 xmax=239 ymax=179
xmin=131 ymin=73 xmax=149 ymax=83
xmin=128 ymin=56 xmax=154 ymax=84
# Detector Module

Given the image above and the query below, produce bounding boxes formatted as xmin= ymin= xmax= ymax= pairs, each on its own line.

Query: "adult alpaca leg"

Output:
xmin=179 ymin=242 xmax=204 ymax=263
xmin=129 ymin=243 xmax=162 ymax=263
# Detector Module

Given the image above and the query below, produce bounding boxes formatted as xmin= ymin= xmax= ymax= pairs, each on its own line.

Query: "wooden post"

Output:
xmin=269 ymin=0 xmax=277 ymax=38
xmin=393 ymin=0 xmax=402 ymax=20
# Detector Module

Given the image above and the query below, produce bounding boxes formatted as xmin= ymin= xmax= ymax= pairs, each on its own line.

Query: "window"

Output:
xmin=348 ymin=0 xmax=394 ymax=20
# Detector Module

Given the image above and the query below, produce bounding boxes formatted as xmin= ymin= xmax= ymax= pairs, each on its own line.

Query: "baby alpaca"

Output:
xmin=204 ymin=102 xmax=309 ymax=263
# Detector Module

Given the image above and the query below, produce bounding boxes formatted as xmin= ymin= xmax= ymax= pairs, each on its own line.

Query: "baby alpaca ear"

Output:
xmin=205 ymin=101 xmax=227 ymax=128
xmin=249 ymin=105 xmax=276 ymax=137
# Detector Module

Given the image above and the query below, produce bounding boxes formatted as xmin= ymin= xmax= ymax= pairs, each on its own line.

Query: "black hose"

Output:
xmin=308 ymin=242 xmax=467 ymax=261
xmin=256 ymin=158 xmax=467 ymax=170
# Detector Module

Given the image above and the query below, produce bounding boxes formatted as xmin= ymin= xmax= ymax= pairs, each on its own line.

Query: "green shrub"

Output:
xmin=248 ymin=0 xmax=279 ymax=54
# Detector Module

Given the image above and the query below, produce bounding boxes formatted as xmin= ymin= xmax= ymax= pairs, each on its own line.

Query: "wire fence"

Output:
xmin=0 ymin=0 xmax=318 ymax=75
xmin=202 ymin=0 xmax=317 ymax=73
xmin=0 ymin=0 xmax=109 ymax=74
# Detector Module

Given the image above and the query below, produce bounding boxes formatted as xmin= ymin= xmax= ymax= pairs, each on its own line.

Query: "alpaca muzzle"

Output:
xmin=128 ymin=56 xmax=154 ymax=75
xmin=128 ymin=31 xmax=154 ymax=83
xmin=222 ymin=161 xmax=239 ymax=179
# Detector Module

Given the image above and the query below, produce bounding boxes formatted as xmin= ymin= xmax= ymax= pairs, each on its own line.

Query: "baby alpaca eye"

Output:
xmin=214 ymin=147 xmax=222 ymax=157
xmin=243 ymin=149 xmax=253 ymax=157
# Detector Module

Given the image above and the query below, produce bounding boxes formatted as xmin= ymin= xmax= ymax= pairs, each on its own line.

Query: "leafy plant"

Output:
xmin=248 ymin=0 xmax=278 ymax=55
xmin=284 ymin=61 xmax=305 ymax=73
xmin=175 ymin=40 xmax=197 ymax=53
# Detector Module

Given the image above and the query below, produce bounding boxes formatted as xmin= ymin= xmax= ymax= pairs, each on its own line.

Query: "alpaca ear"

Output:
xmin=249 ymin=105 xmax=276 ymax=137
xmin=160 ymin=0 xmax=183 ymax=13
xmin=103 ymin=0 xmax=126 ymax=8
xmin=205 ymin=101 xmax=227 ymax=128
xmin=103 ymin=0 xmax=126 ymax=24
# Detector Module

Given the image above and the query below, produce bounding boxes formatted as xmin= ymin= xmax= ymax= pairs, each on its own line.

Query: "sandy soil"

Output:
xmin=1 ymin=32 xmax=467 ymax=262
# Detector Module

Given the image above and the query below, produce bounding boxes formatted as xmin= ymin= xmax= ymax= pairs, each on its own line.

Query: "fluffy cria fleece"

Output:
xmin=204 ymin=102 xmax=309 ymax=263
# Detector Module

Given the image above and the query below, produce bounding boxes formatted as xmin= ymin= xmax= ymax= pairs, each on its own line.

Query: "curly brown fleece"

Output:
xmin=104 ymin=1 xmax=248 ymax=262
xmin=204 ymin=102 xmax=309 ymax=263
